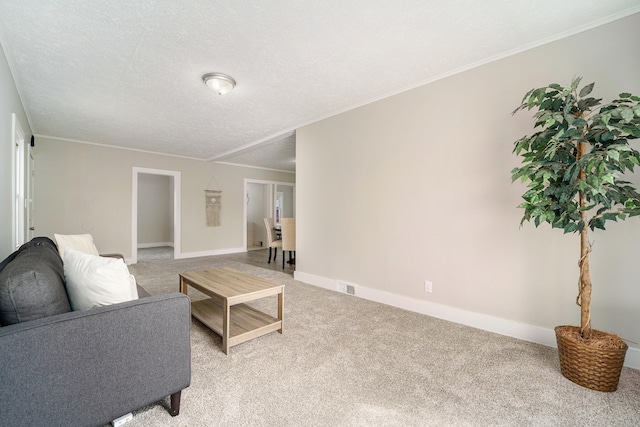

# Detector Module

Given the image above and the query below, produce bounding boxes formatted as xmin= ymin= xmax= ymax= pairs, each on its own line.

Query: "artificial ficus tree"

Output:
xmin=511 ymin=77 xmax=640 ymax=340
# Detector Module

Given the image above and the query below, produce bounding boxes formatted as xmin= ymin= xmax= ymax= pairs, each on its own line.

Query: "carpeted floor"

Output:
xmin=122 ymin=255 xmax=640 ymax=426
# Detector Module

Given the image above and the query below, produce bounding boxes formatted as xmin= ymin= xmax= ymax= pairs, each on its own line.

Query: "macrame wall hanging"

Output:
xmin=205 ymin=174 xmax=222 ymax=227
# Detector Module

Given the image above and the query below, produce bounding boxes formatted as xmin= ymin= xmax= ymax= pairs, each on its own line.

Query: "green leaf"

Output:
xmin=565 ymin=113 xmax=576 ymax=125
xmin=578 ymin=97 xmax=602 ymax=112
xmin=571 ymin=76 xmax=583 ymax=91
xmin=607 ymin=150 xmax=620 ymax=162
xmin=572 ymin=118 xmax=587 ymax=128
xmin=602 ymin=132 xmax=614 ymax=142
xmin=621 ymin=108 xmax=634 ymax=123
xmin=622 ymin=127 xmax=640 ymax=138
xmin=579 ymin=82 xmax=595 ymax=97
xmin=540 ymin=98 xmax=553 ymax=110
xmin=619 ymin=92 xmax=632 ymax=99
xmin=592 ymin=218 xmax=606 ymax=230
xmin=553 ymin=113 xmax=564 ymax=124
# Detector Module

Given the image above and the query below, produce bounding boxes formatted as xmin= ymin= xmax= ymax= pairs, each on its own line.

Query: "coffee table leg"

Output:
xmin=222 ymin=299 xmax=230 ymax=354
xmin=278 ymin=290 xmax=284 ymax=334
xmin=179 ymin=276 xmax=188 ymax=295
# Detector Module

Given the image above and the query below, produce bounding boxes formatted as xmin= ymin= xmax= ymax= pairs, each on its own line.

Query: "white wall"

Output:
xmin=0 ymin=43 xmax=31 ymax=259
xmin=296 ymin=13 xmax=640 ymax=366
xmin=33 ymin=137 xmax=294 ymax=258
xmin=137 ymin=173 xmax=172 ymax=246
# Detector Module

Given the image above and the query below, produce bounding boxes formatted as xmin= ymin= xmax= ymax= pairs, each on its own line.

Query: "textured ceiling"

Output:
xmin=1 ymin=1 xmax=639 ymax=173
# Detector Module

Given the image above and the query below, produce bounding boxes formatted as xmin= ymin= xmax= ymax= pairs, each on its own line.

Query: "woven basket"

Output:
xmin=555 ymin=325 xmax=628 ymax=392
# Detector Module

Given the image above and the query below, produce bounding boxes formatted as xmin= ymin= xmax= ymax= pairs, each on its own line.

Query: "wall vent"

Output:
xmin=337 ymin=280 xmax=357 ymax=296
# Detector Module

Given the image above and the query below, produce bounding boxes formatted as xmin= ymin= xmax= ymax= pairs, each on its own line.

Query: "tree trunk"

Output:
xmin=577 ymin=138 xmax=592 ymax=339
xmin=578 ymin=222 xmax=592 ymax=339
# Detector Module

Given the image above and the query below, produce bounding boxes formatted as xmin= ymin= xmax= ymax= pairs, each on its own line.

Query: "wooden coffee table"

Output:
xmin=179 ymin=267 xmax=284 ymax=354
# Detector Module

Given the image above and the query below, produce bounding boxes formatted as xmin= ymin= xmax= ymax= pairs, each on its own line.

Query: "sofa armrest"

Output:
xmin=0 ymin=293 xmax=191 ymax=427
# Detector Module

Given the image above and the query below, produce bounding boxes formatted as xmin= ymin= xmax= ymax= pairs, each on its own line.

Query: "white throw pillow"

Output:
xmin=63 ymin=247 xmax=139 ymax=311
xmin=54 ymin=233 xmax=100 ymax=258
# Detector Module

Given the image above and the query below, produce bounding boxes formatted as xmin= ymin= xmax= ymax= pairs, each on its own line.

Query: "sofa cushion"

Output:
xmin=54 ymin=233 xmax=100 ymax=258
xmin=63 ymin=248 xmax=138 ymax=311
xmin=0 ymin=237 xmax=71 ymax=326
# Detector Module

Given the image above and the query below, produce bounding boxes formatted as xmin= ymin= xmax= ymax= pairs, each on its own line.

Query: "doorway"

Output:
xmin=27 ymin=140 xmax=35 ymax=241
xmin=11 ymin=114 xmax=25 ymax=249
xmin=244 ymin=179 xmax=295 ymax=251
xmin=131 ymin=167 xmax=181 ymax=264
xmin=246 ymin=182 xmax=270 ymax=250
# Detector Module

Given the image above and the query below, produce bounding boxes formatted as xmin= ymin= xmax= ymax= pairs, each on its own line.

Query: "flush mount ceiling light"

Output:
xmin=202 ymin=72 xmax=236 ymax=95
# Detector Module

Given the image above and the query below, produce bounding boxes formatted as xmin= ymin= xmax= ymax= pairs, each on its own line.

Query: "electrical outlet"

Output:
xmin=424 ymin=280 xmax=433 ymax=293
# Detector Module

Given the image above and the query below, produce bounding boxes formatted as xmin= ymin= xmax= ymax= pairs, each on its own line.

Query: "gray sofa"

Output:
xmin=0 ymin=237 xmax=191 ymax=427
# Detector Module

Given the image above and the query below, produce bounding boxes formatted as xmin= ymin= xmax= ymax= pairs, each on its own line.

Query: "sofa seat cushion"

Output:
xmin=0 ymin=237 xmax=71 ymax=326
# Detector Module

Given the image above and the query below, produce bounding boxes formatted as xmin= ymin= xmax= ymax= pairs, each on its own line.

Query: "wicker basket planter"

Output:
xmin=555 ymin=325 xmax=628 ymax=392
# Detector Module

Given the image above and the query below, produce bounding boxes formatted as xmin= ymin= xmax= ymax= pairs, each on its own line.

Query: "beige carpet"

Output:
xmin=122 ymin=255 xmax=640 ymax=426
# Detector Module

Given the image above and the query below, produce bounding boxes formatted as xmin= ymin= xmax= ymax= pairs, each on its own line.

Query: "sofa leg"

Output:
xmin=169 ymin=391 xmax=181 ymax=416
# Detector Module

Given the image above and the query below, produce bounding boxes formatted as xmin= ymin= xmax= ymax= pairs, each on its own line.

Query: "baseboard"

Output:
xmin=294 ymin=271 xmax=336 ymax=290
xmin=294 ymin=271 xmax=640 ymax=370
xmin=137 ymin=242 xmax=174 ymax=249
xmin=627 ymin=347 xmax=640 ymax=370
xmin=174 ymin=247 xmax=245 ymax=259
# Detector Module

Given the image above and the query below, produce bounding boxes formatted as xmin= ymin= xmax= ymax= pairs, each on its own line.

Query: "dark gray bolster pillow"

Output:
xmin=0 ymin=237 xmax=71 ymax=326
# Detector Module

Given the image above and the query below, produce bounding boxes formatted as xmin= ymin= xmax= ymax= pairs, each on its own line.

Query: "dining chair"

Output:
xmin=263 ymin=217 xmax=282 ymax=263
xmin=280 ymin=217 xmax=296 ymax=269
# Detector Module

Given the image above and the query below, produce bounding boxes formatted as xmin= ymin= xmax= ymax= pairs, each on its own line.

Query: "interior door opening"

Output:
xmin=131 ymin=168 xmax=181 ymax=264
xmin=246 ymin=182 xmax=270 ymax=251
xmin=12 ymin=114 xmax=26 ymax=249
xmin=27 ymin=140 xmax=35 ymax=241
xmin=244 ymin=179 xmax=295 ymax=252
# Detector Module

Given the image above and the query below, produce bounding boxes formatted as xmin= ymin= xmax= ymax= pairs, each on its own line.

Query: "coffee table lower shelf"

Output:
xmin=191 ymin=298 xmax=282 ymax=350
